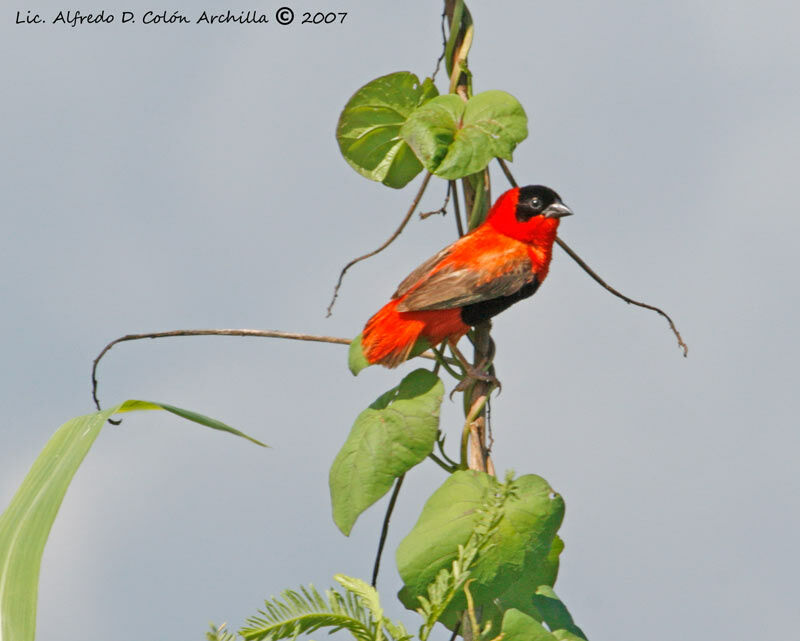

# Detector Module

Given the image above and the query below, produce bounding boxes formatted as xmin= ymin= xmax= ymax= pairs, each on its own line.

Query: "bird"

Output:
xmin=359 ymin=185 xmax=572 ymax=374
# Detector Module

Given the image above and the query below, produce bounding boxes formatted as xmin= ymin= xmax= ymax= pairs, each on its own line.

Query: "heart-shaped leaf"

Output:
xmin=530 ymin=585 xmax=588 ymax=640
xmin=330 ymin=370 xmax=444 ymax=535
xmin=401 ymin=90 xmax=528 ymax=179
xmin=501 ymin=609 xmax=559 ymax=641
xmin=337 ymin=72 xmax=439 ymax=189
xmin=396 ymin=471 xmax=563 ymax=630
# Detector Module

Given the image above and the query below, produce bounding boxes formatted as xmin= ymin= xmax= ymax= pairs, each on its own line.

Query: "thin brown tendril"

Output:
xmin=495 ymin=158 xmax=688 ymax=356
xmin=326 ymin=172 xmax=433 ymax=317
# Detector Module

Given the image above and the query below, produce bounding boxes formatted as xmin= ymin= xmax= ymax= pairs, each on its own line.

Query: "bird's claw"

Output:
xmin=449 ymin=366 xmax=502 ymax=400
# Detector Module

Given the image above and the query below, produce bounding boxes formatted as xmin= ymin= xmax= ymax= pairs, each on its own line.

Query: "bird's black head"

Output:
xmin=515 ymin=185 xmax=573 ymax=222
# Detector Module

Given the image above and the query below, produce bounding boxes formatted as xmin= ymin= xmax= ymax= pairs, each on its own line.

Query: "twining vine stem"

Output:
xmin=419 ymin=182 xmax=452 ymax=220
xmin=443 ymin=0 xmax=496 ymax=477
xmin=430 ymin=7 xmax=448 ymax=81
xmin=90 ymin=328 xmax=441 ymax=413
xmin=371 ymin=473 xmax=405 ymax=587
xmin=450 ymin=180 xmax=465 ymax=237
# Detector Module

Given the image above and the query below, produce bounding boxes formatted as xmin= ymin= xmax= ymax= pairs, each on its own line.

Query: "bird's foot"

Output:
xmin=449 ymin=365 xmax=502 ymax=399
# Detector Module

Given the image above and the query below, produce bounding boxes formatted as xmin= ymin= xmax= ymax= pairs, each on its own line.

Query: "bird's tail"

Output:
xmin=362 ymin=299 xmax=466 ymax=368
xmin=362 ymin=299 xmax=422 ymax=367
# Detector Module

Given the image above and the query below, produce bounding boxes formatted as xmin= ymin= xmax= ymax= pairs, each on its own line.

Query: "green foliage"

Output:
xmin=125 ymin=400 xmax=266 ymax=447
xmin=207 ymin=623 xmax=239 ymax=641
xmin=529 ymin=586 xmax=587 ymax=640
xmin=240 ymin=576 xmax=411 ymax=641
xmin=348 ymin=334 xmax=433 ymax=376
xmin=336 ymin=73 xmax=526 ymax=187
xmin=330 ymin=370 xmax=444 ymax=535
xmin=443 ymin=0 xmax=473 ymax=80
xmin=412 ymin=472 xmax=514 ymax=640
xmin=400 ymin=94 xmax=464 ymax=175
xmin=336 ymin=72 xmax=439 ymax=188
xmin=397 ymin=471 xmax=564 ymax=631
xmin=552 ymin=632 xmax=589 ymax=641
xmin=465 ymin=171 xmax=490 ymax=230
xmin=500 ymin=593 xmax=588 ymax=641
xmin=238 ymin=474 xmax=517 ymax=641
xmin=349 ymin=334 xmax=371 ymax=375
xmin=216 ymin=471 xmax=589 ymax=641
xmin=501 ymin=609 xmax=558 ymax=641
xmin=0 ymin=401 xmax=263 ymax=641
xmin=400 ymin=91 xmax=527 ymax=180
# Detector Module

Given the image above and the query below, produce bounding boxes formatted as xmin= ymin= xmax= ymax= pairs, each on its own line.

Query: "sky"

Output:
xmin=2 ymin=1 xmax=799 ymax=640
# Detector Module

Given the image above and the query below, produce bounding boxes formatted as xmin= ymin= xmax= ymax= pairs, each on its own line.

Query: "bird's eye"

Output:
xmin=530 ymin=197 xmax=541 ymax=210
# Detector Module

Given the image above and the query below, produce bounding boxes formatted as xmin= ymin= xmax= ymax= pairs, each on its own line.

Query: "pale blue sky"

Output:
xmin=2 ymin=2 xmax=799 ymax=640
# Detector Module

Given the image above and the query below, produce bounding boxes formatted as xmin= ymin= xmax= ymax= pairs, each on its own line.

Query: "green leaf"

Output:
xmin=531 ymin=586 xmax=588 ymax=640
xmin=498 ymin=590 xmax=590 ymax=641
xmin=501 ymin=609 xmax=557 ymax=641
xmin=241 ymin=584 xmax=373 ymax=641
xmin=348 ymin=333 xmax=432 ymax=376
xmin=443 ymin=0 xmax=467 ymax=79
xmin=400 ymin=94 xmax=464 ymax=175
xmin=207 ymin=622 xmax=239 ymax=641
xmin=396 ymin=471 xmax=564 ymax=630
xmin=552 ymin=632 xmax=588 ymax=641
xmin=334 ymin=575 xmax=383 ymax=626
xmin=413 ymin=473 xmax=517 ymax=640
xmin=400 ymin=90 xmax=528 ymax=180
xmin=241 ymin=577 xmax=412 ymax=641
xmin=337 ymin=72 xmax=439 ymax=189
xmin=330 ymin=370 xmax=444 ymax=535
xmin=120 ymin=400 xmax=267 ymax=447
xmin=349 ymin=334 xmax=371 ymax=375
xmin=334 ymin=575 xmax=413 ymax=641
xmin=0 ymin=401 xmax=264 ymax=641
xmin=486 ymin=540 xmax=564 ymax=630
xmin=465 ymin=171 xmax=490 ymax=230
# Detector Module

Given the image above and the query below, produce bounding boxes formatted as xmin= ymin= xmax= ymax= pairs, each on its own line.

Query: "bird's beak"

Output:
xmin=544 ymin=202 xmax=573 ymax=218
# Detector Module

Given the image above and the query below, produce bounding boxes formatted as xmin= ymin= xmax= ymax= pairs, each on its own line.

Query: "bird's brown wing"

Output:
xmin=392 ymin=245 xmax=455 ymax=300
xmin=396 ymin=243 xmax=534 ymax=312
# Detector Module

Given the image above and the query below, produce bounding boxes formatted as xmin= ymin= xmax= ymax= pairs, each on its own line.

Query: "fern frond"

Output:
xmin=207 ymin=622 xmax=239 ymax=641
xmin=241 ymin=584 xmax=373 ymax=641
xmin=382 ymin=617 xmax=413 ymax=641
xmin=333 ymin=575 xmax=413 ymax=641
xmin=335 ymin=575 xmax=383 ymax=624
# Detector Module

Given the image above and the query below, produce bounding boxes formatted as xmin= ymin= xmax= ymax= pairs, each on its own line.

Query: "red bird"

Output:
xmin=361 ymin=185 xmax=572 ymax=368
